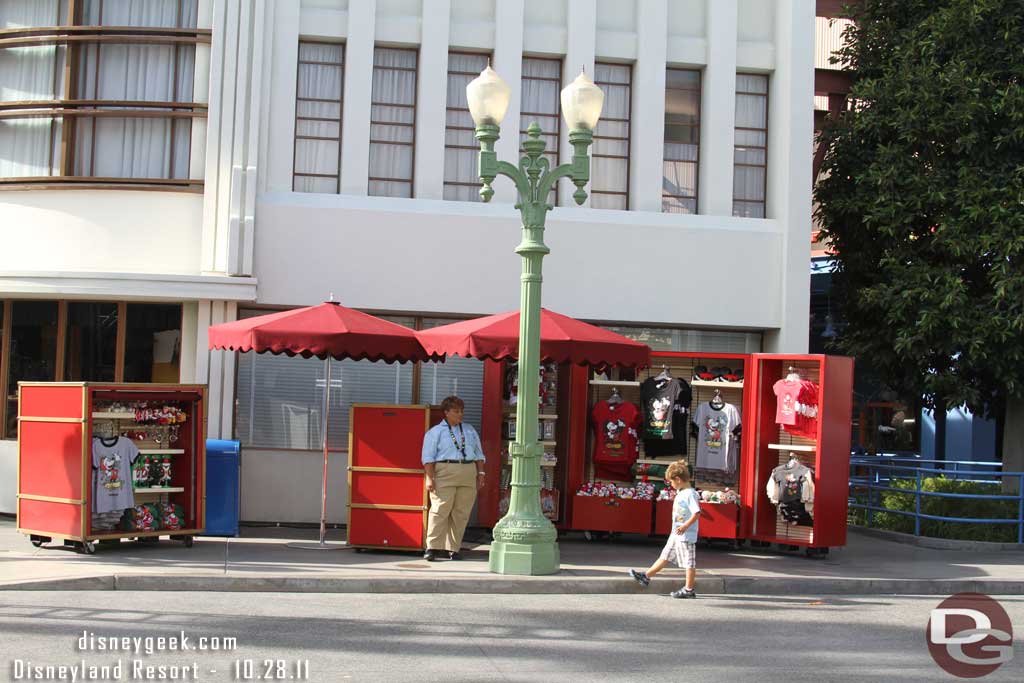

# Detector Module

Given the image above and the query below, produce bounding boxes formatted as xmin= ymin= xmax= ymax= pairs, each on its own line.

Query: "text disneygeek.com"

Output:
xmin=7 ymin=629 xmax=308 ymax=681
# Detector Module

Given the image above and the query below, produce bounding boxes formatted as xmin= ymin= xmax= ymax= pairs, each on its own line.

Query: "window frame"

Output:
xmin=661 ymin=67 xmax=702 ymax=214
xmin=367 ymin=45 xmax=418 ymax=198
xmin=292 ymin=40 xmax=345 ymax=194
xmin=591 ymin=61 xmax=632 ymax=210
xmin=0 ymin=299 xmax=183 ymax=439
xmin=442 ymin=50 xmax=490 ymax=201
xmin=733 ymin=73 xmax=769 ymax=218
xmin=0 ymin=1 xmax=210 ymax=191
xmin=519 ymin=56 xmax=563 ymax=205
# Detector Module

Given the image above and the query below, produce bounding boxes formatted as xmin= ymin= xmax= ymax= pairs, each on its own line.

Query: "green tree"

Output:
xmin=815 ymin=0 xmax=1024 ymax=478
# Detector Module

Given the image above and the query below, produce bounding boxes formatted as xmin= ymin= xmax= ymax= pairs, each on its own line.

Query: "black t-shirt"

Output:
xmin=639 ymin=376 xmax=692 ymax=441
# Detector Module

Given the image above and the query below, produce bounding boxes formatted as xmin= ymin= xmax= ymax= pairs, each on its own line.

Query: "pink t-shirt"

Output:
xmin=773 ymin=379 xmax=800 ymax=426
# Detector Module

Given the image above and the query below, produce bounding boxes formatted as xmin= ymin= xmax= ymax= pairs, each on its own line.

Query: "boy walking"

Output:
xmin=629 ymin=460 xmax=701 ymax=598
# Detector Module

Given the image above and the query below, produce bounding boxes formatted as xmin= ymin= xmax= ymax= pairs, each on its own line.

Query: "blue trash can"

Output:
xmin=204 ymin=439 xmax=240 ymax=536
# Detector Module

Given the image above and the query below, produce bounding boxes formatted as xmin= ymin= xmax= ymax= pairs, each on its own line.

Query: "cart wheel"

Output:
xmin=735 ymin=539 xmax=746 ymax=548
xmin=30 ymin=534 xmax=50 ymax=547
xmin=583 ymin=530 xmax=594 ymax=542
xmin=79 ymin=541 xmax=96 ymax=555
xmin=805 ymin=547 xmax=828 ymax=559
xmin=354 ymin=547 xmax=365 ymax=553
xmin=183 ymin=536 xmax=194 ymax=548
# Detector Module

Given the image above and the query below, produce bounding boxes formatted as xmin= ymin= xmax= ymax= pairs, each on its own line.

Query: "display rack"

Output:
xmin=745 ymin=354 xmax=853 ymax=554
xmin=573 ymin=352 xmax=751 ymax=540
xmin=17 ymin=382 xmax=206 ymax=554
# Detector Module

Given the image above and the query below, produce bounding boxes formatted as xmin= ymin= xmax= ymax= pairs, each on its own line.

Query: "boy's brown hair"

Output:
xmin=665 ymin=459 xmax=690 ymax=483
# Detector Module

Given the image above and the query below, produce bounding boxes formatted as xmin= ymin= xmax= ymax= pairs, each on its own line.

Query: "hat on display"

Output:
xmin=693 ymin=365 xmax=715 ymax=381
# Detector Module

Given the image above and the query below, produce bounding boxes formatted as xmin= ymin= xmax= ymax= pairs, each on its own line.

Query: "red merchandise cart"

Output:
xmin=743 ymin=354 xmax=854 ymax=556
xmin=17 ymin=382 xmax=206 ymax=554
xmin=346 ymin=404 xmax=430 ymax=551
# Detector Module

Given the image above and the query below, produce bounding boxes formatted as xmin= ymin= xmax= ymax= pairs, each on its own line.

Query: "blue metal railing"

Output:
xmin=848 ymin=460 xmax=1024 ymax=544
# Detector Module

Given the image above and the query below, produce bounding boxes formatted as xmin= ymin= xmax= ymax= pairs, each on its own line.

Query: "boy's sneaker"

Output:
xmin=629 ymin=569 xmax=650 ymax=588
xmin=670 ymin=587 xmax=696 ymax=599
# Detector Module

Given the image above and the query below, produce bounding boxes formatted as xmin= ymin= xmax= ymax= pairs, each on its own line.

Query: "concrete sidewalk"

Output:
xmin=2 ymin=518 xmax=1022 ymax=595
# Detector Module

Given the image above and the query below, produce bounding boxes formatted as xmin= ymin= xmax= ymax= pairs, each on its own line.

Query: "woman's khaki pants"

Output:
xmin=426 ymin=462 xmax=478 ymax=552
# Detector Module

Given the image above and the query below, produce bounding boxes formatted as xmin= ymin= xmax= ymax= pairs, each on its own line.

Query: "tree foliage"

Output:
xmin=816 ymin=0 xmax=1024 ymax=416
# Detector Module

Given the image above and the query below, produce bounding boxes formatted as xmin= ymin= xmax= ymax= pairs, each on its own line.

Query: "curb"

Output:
xmin=851 ymin=526 xmax=1024 ymax=552
xmin=3 ymin=573 xmax=1024 ymax=595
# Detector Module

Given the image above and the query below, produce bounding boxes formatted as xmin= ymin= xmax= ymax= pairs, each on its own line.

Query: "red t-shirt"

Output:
xmin=592 ymin=400 xmax=641 ymax=481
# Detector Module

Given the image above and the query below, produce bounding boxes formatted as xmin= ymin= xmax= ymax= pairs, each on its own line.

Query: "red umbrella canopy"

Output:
xmin=208 ymin=302 xmax=428 ymax=363
xmin=416 ymin=308 xmax=650 ymax=368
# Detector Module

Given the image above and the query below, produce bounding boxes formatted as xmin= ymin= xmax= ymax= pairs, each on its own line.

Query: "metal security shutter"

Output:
xmin=417 ymin=318 xmax=485 ymax=433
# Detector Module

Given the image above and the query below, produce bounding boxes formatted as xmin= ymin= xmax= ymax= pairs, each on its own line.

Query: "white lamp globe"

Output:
xmin=466 ymin=65 xmax=511 ymax=126
xmin=560 ymin=70 xmax=604 ymax=131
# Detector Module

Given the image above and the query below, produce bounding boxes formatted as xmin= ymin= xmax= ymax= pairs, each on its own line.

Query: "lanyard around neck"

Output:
xmin=445 ymin=420 xmax=467 ymax=460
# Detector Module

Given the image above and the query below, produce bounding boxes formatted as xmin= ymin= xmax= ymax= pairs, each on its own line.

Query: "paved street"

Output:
xmin=1 ymin=591 xmax=1021 ymax=682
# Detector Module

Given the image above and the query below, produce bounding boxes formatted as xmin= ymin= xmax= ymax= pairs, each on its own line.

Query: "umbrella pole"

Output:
xmin=288 ymin=356 xmax=346 ymax=550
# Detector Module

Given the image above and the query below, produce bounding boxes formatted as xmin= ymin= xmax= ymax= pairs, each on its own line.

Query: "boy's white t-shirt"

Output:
xmin=672 ymin=487 xmax=702 ymax=542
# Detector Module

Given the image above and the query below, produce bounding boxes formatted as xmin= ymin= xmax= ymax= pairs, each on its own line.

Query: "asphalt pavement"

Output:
xmin=1 ymin=591 xmax=1021 ymax=682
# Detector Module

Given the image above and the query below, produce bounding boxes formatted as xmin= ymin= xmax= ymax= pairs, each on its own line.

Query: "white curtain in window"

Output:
xmin=70 ymin=0 xmax=198 ymax=178
xmin=591 ymin=63 xmax=630 ymax=210
xmin=368 ymin=48 xmax=416 ymax=197
xmin=520 ymin=57 xmax=561 ymax=203
xmin=294 ymin=42 xmax=344 ymax=193
xmin=443 ymin=52 xmax=488 ymax=201
xmin=733 ymin=74 xmax=768 ymax=217
xmin=0 ymin=0 xmax=64 ymax=177
xmin=418 ymin=318 xmax=485 ymax=433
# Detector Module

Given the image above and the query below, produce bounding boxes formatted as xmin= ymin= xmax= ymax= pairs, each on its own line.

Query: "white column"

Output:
xmin=763 ymin=0 xmax=814 ymax=353
xmin=698 ymin=0 xmax=737 ymax=216
xmin=261 ymin=0 xmax=299 ymax=193
xmin=179 ymin=302 xmax=199 ymax=383
xmin=560 ymin=0 xmax=596 ymax=207
xmin=492 ymin=0 xmax=524 ymax=204
xmin=413 ymin=0 xmax=452 ymax=199
xmin=630 ymin=0 xmax=668 ymax=213
xmin=339 ymin=0 xmax=377 ymax=196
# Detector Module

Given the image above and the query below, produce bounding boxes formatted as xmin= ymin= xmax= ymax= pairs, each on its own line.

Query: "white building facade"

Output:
xmin=0 ymin=0 xmax=815 ymax=522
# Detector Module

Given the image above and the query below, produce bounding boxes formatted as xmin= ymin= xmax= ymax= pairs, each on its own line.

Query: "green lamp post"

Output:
xmin=466 ymin=65 xmax=604 ymax=575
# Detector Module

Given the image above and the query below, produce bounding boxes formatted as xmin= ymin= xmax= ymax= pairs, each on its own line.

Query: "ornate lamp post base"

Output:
xmin=489 ymin=539 xmax=560 ymax=575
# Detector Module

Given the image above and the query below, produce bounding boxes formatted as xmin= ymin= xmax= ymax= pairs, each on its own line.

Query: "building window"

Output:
xmin=591 ymin=62 xmax=631 ymax=210
xmin=234 ymin=312 xmax=416 ymax=449
xmin=443 ymin=52 xmax=489 ymax=201
xmin=662 ymin=68 xmax=701 ymax=214
xmin=0 ymin=0 xmax=207 ymax=188
xmin=520 ymin=57 xmax=562 ymax=204
xmin=0 ymin=300 xmax=182 ymax=439
xmin=293 ymin=41 xmax=344 ymax=193
xmin=368 ymin=47 xmax=417 ymax=198
xmin=734 ymin=73 xmax=768 ymax=218
xmin=65 ymin=302 xmax=118 ymax=382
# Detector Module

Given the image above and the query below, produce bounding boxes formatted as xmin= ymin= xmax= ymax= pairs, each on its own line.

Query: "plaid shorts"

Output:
xmin=659 ymin=535 xmax=696 ymax=569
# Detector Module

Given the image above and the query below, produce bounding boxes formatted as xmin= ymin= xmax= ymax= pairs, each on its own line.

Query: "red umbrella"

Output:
xmin=208 ymin=301 xmax=427 ymax=362
xmin=208 ymin=301 xmax=427 ymax=550
xmin=416 ymin=308 xmax=650 ymax=368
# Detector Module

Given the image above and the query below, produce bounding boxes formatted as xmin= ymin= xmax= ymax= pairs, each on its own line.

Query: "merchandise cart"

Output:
xmin=16 ymin=382 xmax=206 ymax=554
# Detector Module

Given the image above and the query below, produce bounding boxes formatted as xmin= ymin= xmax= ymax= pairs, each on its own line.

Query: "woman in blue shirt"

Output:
xmin=421 ymin=396 xmax=487 ymax=561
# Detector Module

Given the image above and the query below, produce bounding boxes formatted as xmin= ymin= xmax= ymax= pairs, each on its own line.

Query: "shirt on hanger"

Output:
xmin=92 ymin=437 xmax=141 ymax=514
xmin=591 ymin=400 xmax=641 ymax=481
xmin=772 ymin=379 xmax=800 ymax=426
xmin=693 ymin=402 xmax=741 ymax=471
xmin=640 ymin=376 xmax=692 ymax=440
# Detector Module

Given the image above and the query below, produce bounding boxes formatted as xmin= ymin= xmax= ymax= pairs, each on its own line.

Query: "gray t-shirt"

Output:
xmin=92 ymin=437 xmax=140 ymax=514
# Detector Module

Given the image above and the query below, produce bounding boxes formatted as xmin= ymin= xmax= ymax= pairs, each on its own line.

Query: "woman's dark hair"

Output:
xmin=440 ymin=396 xmax=465 ymax=413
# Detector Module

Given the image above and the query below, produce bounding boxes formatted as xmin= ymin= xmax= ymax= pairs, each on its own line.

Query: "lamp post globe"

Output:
xmin=469 ymin=67 xmax=602 ymax=575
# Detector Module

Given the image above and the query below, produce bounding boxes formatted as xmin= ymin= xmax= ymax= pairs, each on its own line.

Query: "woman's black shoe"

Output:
xmin=423 ymin=549 xmax=439 ymax=561
xmin=448 ymin=551 xmax=462 ymax=560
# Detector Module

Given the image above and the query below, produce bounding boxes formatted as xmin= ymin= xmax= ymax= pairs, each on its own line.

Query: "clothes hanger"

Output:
xmin=655 ymin=365 xmax=671 ymax=381
xmin=710 ymin=389 xmax=725 ymax=410
xmin=607 ymin=387 xmax=622 ymax=405
xmin=786 ymin=366 xmax=802 ymax=382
